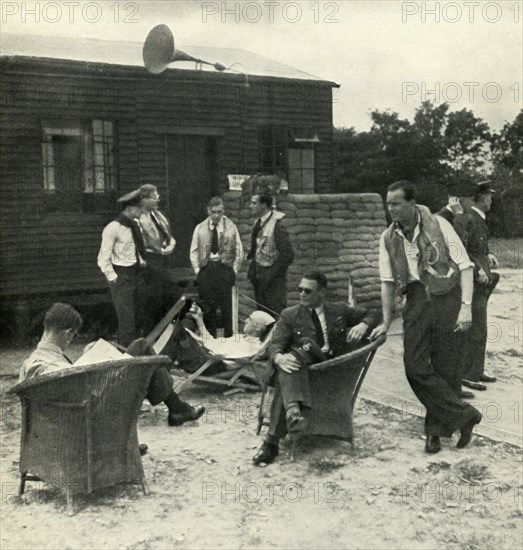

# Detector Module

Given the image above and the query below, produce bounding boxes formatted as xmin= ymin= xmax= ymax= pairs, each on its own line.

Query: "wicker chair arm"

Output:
xmin=308 ymin=335 xmax=386 ymax=372
xmin=8 ymin=355 xmax=173 ymax=396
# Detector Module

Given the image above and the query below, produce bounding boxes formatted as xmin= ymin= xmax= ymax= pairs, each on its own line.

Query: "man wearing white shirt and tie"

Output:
xmin=190 ymin=196 xmax=243 ymax=337
xmin=253 ymin=270 xmax=380 ymax=466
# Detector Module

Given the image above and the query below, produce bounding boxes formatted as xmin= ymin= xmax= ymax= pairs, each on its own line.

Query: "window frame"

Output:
xmin=259 ymin=126 xmax=318 ymax=193
xmin=41 ymin=119 xmax=118 ymax=213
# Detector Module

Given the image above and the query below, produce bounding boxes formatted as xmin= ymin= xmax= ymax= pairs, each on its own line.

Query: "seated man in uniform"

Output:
xmin=253 ymin=270 xmax=381 ymax=466
xmin=20 ymin=303 xmax=205 ymax=428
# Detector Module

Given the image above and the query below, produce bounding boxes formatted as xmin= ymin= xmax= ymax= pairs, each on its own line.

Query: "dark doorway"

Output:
xmin=166 ymin=135 xmax=219 ymax=267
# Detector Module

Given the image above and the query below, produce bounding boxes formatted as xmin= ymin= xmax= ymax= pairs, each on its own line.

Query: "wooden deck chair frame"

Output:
xmin=146 ymin=296 xmax=271 ymax=393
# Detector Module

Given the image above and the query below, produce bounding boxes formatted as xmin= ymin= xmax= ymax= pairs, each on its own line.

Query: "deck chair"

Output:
xmin=256 ymin=335 xmax=386 ymax=449
xmin=8 ymin=355 xmax=172 ymax=515
xmin=146 ymin=296 xmax=273 ymax=393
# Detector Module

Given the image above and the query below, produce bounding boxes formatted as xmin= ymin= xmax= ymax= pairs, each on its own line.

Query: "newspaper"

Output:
xmin=73 ymin=338 xmax=132 ymax=367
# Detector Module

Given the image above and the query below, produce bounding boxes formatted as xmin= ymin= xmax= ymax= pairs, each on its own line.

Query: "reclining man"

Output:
xmin=186 ymin=303 xmax=275 ymax=359
xmin=20 ymin=303 xmax=205 ymax=428
xmin=160 ymin=303 xmax=275 ymax=384
xmin=253 ymin=270 xmax=380 ymax=466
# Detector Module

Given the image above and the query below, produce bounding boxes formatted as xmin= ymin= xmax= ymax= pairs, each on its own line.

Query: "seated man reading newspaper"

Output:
xmin=20 ymin=303 xmax=205 ymax=437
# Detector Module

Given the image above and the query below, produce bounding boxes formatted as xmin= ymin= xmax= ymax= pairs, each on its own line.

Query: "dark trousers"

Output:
xmin=143 ymin=252 xmax=183 ymax=334
xmin=109 ymin=265 xmax=147 ymax=348
xmin=127 ymin=338 xmax=191 ymax=412
xmin=197 ymin=262 xmax=235 ymax=338
xmin=253 ymin=265 xmax=288 ymax=316
xmin=403 ymin=282 xmax=480 ymax=437
xmin=461 ymin=274 xmax=500 ymax=381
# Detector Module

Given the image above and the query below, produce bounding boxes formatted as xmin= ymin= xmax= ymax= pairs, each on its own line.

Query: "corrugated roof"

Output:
xmin=1 ymin=33 xmax=334 ymax=83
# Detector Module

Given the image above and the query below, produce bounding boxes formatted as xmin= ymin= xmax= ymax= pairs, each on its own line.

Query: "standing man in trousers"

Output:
xmin=454 ymin=181 xmax=500 ymax=391
xmin=370 ymin=181 xmax=482 ymax=454
xmin=139 ymin=184 xmax=181 ymax=330
xmin=247 ymin=192 xmax=295 ymax=316
xmin=97 ymin=189 xmax=147 ymax=347
xmin=190 ymin=196 xmax=243 ymax=338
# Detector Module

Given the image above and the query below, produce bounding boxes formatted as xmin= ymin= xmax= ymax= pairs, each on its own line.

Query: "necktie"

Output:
xmin=117 ymin=214 xmax=146 ymax=264
xmin=150 ymin=211 xmax=170 ymax=246
xmin=310 ymin=308 xmax=325 ymax=348
xmin=249 ymin=218 xmax=262 ymax=258
xmin=210 ymin=224 xmax=219 ymax=254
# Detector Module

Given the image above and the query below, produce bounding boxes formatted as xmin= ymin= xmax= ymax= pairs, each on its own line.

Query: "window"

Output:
xmin=259 ymin=127 xmax=318 ymax=193
xmin=42 ymin=119 xmax=117 ymax=212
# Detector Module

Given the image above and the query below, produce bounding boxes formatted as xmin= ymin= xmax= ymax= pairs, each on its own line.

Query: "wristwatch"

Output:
xmin=461 ymin=300 xmax=472 ymax=306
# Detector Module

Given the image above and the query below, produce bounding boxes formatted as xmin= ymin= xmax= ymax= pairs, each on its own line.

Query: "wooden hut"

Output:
xmin=0 ymin=33 xmax=338 ymax=339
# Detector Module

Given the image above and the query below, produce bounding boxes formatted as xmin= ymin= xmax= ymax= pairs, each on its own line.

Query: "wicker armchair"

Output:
xmin=8 ymin=355 xmax=172 ymax=515
xmin=257 ymin=335 xmax=386 ymax=446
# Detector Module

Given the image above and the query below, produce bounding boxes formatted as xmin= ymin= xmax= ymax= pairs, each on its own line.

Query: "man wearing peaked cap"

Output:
xmin=437 ymin=182 xmax=465 ymax=224
xmin=453 ymin=179 xmax=499 ymax=391
xmin=97 ymin=188 xmax=148 ymax=347
xmin=117 ymin=188 xmax=143 ymax=207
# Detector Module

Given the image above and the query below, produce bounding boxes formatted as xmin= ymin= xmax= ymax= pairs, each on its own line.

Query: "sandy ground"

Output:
xmin=1 ymin=270 xmax=522 ymax=550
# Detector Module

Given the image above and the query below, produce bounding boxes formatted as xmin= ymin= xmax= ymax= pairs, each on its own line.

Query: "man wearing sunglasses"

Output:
xmin=253 ymin=270 xmax=380 ymax=466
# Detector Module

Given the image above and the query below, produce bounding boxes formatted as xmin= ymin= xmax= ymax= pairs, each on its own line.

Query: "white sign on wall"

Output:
xmin=227 ymin=174 xmax=250 ymax=191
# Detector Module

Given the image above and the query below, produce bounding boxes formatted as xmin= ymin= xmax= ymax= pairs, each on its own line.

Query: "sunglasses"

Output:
xmin=298 ymin=287 xmax=314 ymax=295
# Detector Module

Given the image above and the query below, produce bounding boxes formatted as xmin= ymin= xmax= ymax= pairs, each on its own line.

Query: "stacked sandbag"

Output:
xmin=222 ymin=192 xmax=387 ymax=318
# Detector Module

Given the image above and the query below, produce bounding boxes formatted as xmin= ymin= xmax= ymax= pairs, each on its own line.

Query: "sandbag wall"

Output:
xmin=222 ymin=192 xmax=388 ymax=319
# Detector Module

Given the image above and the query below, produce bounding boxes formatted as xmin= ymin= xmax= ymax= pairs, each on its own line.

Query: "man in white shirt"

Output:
xmin=370 ymin=181 xmax=482 ymax=454
xmin=97 ymin=189 xmax=147 ymax=347
xmin=190 ymin=197 xmax=243 ymax=338
xmin=20 ymin=303 xmax=205 ymax=428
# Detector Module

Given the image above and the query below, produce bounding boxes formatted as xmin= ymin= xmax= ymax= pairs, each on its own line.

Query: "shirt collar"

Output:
xmin=260 ymin=210 xmax=272 ymax=224
xmin=209 ymin=217 xmax=224 ymax=230
xmin=310 ymin=304 xmax=325 ymax=316
xmin=37 ymin=338 xmax=66 ymax=357
xmin=394 ymin=211 xmax=421 ymax=240
xmin=471 ymin=206 xmax=486 ymax=220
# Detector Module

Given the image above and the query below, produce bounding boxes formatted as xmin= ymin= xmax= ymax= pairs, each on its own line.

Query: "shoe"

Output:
xmin=479 ymin=374 xmax=497 ymax=383
xmin=252 ymin=441 xmax=279 ymax=466
xmin=462 ymin=380 xmax=487 ymax=391
xmin=460 ymin=390 xmax=475 ymax=399
xmin=425 ymin=435 xmax=441 ymax=453
xmin=286 ymin=406 xmax=308 ymax=433
xmin=168 ymin=405 xmax=205 ymax=427
xmin=457 ymin=411 xmax=482 ymax=449
xmin=139 ymin=443 xmax=148 ymax=456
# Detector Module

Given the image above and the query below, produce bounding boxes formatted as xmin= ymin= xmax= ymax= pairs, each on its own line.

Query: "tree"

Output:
xmin=489 ymin=110 xmax=523 ymax=237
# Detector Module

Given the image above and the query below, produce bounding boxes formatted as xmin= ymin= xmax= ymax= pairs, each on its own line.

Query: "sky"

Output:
xmin=1 ymin=0 xmax=521 ymax=131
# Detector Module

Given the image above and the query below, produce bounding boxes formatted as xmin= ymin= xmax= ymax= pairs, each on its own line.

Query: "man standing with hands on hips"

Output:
xmin=190 ymin=196 xmax=243 ymax=338
xmin=370 ymin=181 xmax=482 ymax=454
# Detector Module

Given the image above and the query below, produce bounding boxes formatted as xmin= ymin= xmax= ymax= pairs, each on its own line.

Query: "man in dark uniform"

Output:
xmin=252 ymin=270 xmax=380 ymax=466
xmin=436 ymin=183 xmax=464 ymax=224
xmin=247 ymin=192 xmax=295 ymax=316
xmin=454 ymin=181 xmax=500 ymax=390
